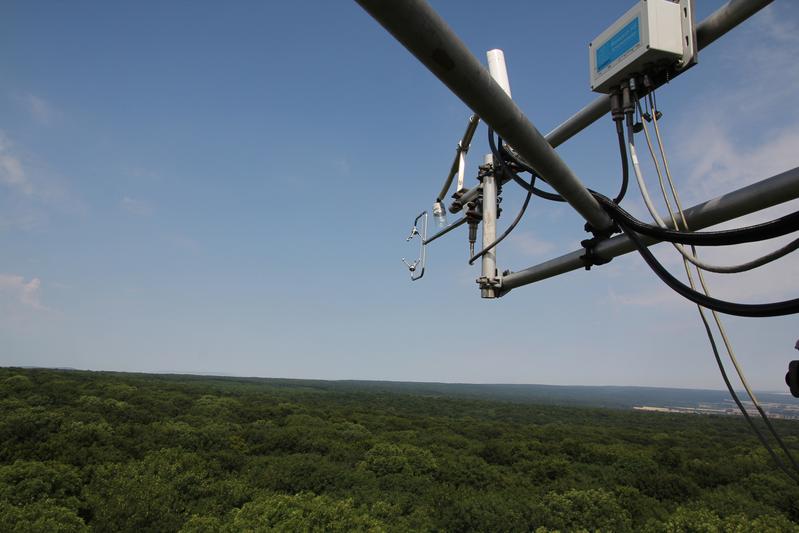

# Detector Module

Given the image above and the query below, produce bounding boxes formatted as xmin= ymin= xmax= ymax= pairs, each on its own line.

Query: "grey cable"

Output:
xmin=696 ymin=302 xmax=799 ymax=483
xmin=635 ymin=101 xmax=797 ymax=274
xmin=647 ymin=108 xmax=799 ymax=474
xmin=629 ymin=120 xmax=799 ymax=479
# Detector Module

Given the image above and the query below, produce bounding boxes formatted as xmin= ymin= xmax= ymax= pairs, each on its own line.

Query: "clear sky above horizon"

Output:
xmin=2 ymin=1 xmax=798 ymax=391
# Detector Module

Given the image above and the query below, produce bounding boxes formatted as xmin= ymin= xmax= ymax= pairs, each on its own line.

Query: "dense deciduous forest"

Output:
xmin=1 ymin=367 xmax=798 ymax=532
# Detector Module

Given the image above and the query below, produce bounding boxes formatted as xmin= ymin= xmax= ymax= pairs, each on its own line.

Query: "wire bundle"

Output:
xmin=488 ymin=114 xmax=799 ymax=318
xmin=621 ymin=92 xmax=799 ymax=482
xmin=485 ymin=89 xmax=799 ymax=482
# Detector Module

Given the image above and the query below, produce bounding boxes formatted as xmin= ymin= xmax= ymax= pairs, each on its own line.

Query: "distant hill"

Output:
xmin=290 ymin=379 xmax=795 ymax=412
xmin=5 ymin=366 xmax=797 ymax=415
xmin=149 ymin=372 xmax=798 ymax=414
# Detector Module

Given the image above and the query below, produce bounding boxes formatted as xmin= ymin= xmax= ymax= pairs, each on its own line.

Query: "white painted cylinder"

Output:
xmin=487 ymin=49 xmax=512 ymax=97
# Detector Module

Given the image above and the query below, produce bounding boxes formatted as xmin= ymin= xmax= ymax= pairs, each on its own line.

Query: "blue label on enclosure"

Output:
xmin=596 ymin=17 xmax=640 ymax=73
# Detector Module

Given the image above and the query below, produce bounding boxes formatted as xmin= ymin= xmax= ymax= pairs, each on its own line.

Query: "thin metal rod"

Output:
xmin=437 ymin=114 xmax=480 ymax=202
xmin=500 ymin=166 xmax=799 ymax=294
xmin=451 ymin=0 xmax=773 ymax=210
xmin=423 ymin=216 xmax=467 ymax=245
xmin=355 ymin=0 xmax=614 ymax=232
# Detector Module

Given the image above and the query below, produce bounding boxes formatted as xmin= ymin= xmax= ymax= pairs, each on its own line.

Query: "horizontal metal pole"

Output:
xmin=500 ymin=166 xmax=799 ymax=294
xmin=424 ymin=215 xmax=468 ymax=245
xmin=545 ymin=94 xmax=611 ymax=150
xmin=356 ymin=0 xmax=614 ymax=232
xmin=448 ymin=0 xmax=772 ymax=214
xmin=543 ymin=0 xmax=772 ymax=149
xmin=696 ymin=0 xmax=773 ymax=50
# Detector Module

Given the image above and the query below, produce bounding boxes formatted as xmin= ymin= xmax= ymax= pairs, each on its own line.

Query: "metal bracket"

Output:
xmin=476 ymin=275 xmax=502 ymax=290
xmin=402 ymin=211 xmax=428 ymax=281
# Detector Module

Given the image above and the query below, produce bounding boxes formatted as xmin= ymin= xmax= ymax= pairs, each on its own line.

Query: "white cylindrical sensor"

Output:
xmin=487 ymin=49 xmax=512 ymax=97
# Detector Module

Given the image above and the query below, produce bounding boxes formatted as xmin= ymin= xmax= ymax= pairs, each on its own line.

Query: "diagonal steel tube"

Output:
xmin=355 ymin=0 xmax=615 ymax=232
xmin=437 ymin=114 xmax=479 ymax=203
xmin=500 ymin=167 xmax=799 ymax=294
xmin=423 ymin=215 xmax=467 ymax=245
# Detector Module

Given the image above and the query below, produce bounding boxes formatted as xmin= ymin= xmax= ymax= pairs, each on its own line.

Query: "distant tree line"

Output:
xmin=0 ymin=367 xmax=797 ymax=531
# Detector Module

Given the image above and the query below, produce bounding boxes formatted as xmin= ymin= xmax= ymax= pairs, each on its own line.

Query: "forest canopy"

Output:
xmin=0 ymin=367 xmax=797 ymax=532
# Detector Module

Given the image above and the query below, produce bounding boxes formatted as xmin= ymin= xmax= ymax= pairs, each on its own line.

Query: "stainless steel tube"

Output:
xmin=356 ymin=0 xmax=615 ymax=232
xmin=500 ymin=166 xmax=799 ymax=294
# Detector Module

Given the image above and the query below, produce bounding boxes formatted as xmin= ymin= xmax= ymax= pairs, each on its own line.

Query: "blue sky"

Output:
xmin=1 ymin=1 xmax=797 ymax=391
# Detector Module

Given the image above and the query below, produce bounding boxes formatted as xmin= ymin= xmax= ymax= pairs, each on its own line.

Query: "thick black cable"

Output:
xmin=619 ymin=221 xmax=799 ymax=317
xmin=634 ymin=93 xmax=799 ymax=474
xmin=502 ymin=144 xmax=566 ymax=202
xmin=688 ymin=251 xmax=799 ymax=476
xmin=490 ymin=122 xmax=799 ymax=251
xmin=487 ymin=127 xmax=565 ymax=202
xmin=490 ymin=123 xmax=628 ymax=205
xmin=594 ymin=193 xmax=799 ymax=246
xmin=468 ymin=172 xmax=535 ymax=266
xmin=505 ymin=162 xmax=799 ymax=250
xmin=613 ymin=121 xmax=629 ymax=204
xmin=491 ymin=108 xmax=799 ymax=247
xmin=697 ymin=305 xmax=799 ymax=483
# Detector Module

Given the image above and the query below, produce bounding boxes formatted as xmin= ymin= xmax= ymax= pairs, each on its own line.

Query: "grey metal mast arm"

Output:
xmin=355 ymin=0 xmax=615 ymax=233
xmin=696 ymin=0 xmax=773 ymax=50
xmin=500 ymin=166 xmax=799 ymax=294
xmin=453 ymin=0 xmax=773 ymax=210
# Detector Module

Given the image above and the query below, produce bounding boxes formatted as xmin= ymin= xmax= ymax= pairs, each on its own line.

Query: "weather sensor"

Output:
xmin=589 ymin=0 xmax=696 ymax=94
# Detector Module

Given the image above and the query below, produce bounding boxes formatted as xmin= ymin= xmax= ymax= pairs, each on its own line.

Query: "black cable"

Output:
xmin=500 ymin=149 xmax=565 ymax=203
xmin=594 ymin=193 xmax=799 ymax=246
xmin=487 ymin=127 xmax=566 ymax=202
xmin=628 ymin=96 xmax=799 ymax=476
xmin=686 ymin=250 xmax=799 ymax=476
xmin=697 ymin=304 xmax=799 ymax=483
xmin=490 ymin=124 xmax=628 ymax=206
xmin=490 ymin=120 xmax=799 ymax=250
xmin=626 ymin=110 xmax=635 ymax=150
xmin=492 ymin=95 xmax=798 ymax=250
xmin=619 ymin=221 xmax=799 ymax=317
xmin=469 ymin=172 xmax=535 ymax=266
xmin=613 ymin=121 xmax=629 ymax=204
